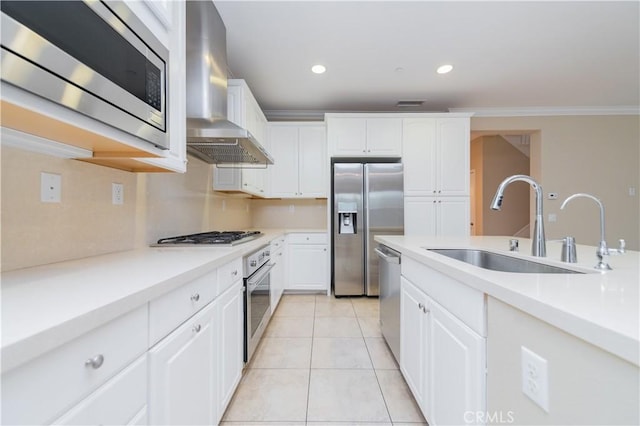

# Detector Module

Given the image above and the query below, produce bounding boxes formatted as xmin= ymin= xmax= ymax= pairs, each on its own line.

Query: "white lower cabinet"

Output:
xmin=148 ymin=301 xmax=218 ymax=425
xmin=429 ymin=299 xmax=486 ymax=426
xmin=1 ymin=305 xmax=148 ymax=426
xmin=400 ymin=271 xmax=486 ymax=425
xmin=217 ymin=280 xmax=244 ymax=420
xmin=286 ymin=233 xmax=328 ymax=291
xmin=400 ymin=277 xmax=429 ymax=415
xmin=404 ymin=196 xmax=470 ymax=236
xmin=52 ymin=355 xmax=148 ymax=425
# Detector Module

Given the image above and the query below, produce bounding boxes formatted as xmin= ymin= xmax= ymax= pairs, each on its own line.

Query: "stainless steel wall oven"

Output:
xmin=0 ymin=0 xmax=169 ymax=149
xmin=243 ymin=245 xmax=272 ymax=363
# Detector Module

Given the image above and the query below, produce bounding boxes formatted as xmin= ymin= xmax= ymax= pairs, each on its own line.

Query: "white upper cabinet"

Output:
xmin=327 ymin=115 xmax=402 ymax=157
xmin=403 ymin=117 xmax=470 ymax=196
xmin=268 ymin=122 xmax=327 ymax=198
xmin=213 ymin=79 xmax=269 ymax=197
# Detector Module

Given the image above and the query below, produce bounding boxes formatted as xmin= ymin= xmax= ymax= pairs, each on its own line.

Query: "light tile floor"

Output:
xmin=222 ymin=294 xmax=427 ymax=426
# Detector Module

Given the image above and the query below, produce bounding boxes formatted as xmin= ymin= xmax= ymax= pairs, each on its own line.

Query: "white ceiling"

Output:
xmin=214 ymin=1 xmax=640 ymax=119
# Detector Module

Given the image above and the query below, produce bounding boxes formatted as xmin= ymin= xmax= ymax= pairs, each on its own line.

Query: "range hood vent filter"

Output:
xmin=188 ymin=141 xmax=265 ymax=165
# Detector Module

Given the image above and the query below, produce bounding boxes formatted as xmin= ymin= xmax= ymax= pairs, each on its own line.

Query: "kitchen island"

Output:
xmin=375 ymin=234 xmax=639 ymax=425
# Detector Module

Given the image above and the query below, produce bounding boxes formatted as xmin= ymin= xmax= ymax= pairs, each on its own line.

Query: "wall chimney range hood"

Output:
xmin=185 ymin=1 xmax=273 ymax=165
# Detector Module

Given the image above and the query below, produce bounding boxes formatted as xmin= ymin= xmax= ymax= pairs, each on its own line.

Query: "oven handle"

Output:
xmin=247 ymin=262 xmax=275 ymax=288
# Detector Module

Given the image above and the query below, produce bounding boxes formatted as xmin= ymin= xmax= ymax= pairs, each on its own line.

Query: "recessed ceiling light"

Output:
xmin=311 ymin=64 xmax=326 ymax=74
xmin=437 ymin=64 xmax=453 ymax=74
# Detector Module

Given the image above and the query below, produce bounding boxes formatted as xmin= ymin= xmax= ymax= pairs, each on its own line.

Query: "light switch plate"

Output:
xmin=41 ymin=172 xmax=61 ymax=203
xmin=521 ymin=346 xmax=549 ymax=412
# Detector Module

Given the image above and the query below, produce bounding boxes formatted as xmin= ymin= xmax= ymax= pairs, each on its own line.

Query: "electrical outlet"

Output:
xmin=289 ymin=204 xmax=295 ymax=213
xmin=112 ymin=183 xmax=124 ymax=205
xmin=629 ymin=187 xmax=636 ymax=196
xmin=521 ymin=346 xmax=549 ymax=412
xmin=222 ymin=200 xmax=226 ymax=211
xmin=548 ymin=213 xmax=557 ymax=222
xmin=41 ymin=172 xmax=61 ymax=203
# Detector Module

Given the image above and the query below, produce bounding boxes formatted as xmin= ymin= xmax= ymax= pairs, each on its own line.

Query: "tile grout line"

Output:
xmin=304 ymin=296 xmax=317 ymax=424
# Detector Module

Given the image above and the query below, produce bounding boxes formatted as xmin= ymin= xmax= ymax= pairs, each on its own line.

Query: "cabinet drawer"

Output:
xmin=149 ymin=268 xmax=218 ymax=345
xmin=218 ymin=258 xmax=242 ymax=294
xmin=402 ymin=257 xmax=485 ymax=336
xmin=52 ymin=354 xmax=147 ymax=425
xmin=1 ymin=305 xmax=148 ymax=425
xmin=270 ymin=236 xmax=286 ymax=253
xmin=287 ymin=233 xmax=327 ymax=245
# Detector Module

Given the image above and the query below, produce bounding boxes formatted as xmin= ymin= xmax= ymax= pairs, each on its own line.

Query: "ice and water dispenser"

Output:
xmin=337 ymin=202 xmax=357 ymax=234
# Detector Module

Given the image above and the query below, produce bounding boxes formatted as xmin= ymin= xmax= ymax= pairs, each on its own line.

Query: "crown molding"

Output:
xmin=448 ymin=106 xmax=640 ymax=117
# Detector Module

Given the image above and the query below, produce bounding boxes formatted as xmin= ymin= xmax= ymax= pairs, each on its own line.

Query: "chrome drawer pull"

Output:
xmin=191 ymin=293 xmax=200 ymax=302
xmin=85 ymin=354 xmax=104 ymax=369
xmin=232 ymin=270 xmax=238 ymax=276
xmin=193 ymin=324 xmax=202 ymax=333
xmin=418 ymin=302 xmax=424 ymax=310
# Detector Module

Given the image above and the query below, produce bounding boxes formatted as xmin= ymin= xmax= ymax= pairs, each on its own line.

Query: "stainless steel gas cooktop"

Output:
xmin=152 ymin=231 xmax=261 ymax=247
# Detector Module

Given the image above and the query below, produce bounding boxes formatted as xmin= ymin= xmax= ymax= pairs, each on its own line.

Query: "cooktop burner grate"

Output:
xmin=155 ymin=230 xmax=261 ymax=246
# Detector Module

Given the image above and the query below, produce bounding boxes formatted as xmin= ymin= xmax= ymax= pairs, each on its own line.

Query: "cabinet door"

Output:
xmin=404 ymin=197 xmax=437 ymax=236
xmin=217 ymin=281 xmax=244 ymax=420
xmin=366 ymin=118 xmax=403 ymax=156
xmin=428 ymin=299 xmax=486 ymax=426
xmin=287 ymin=244 xmax=328 ymax=290
xmin=269 ymin=125 xmax=300 ymax=198
xmin=298 ymin=125 xmax=327 ymax=197
xmin=148 ymin=302 xmax=217 ymax=426
xmin=437 ymin=118 xmax=470 ymax=196
xmin=329 ymin=117 xmax=367 ymax=156
xmin=402 ymin=118 xmax=437 ymax=196
xmin=400 ymin=277 xmax=429 ymax=415
xmin=437 ymin=198 xmax=470 ymax=237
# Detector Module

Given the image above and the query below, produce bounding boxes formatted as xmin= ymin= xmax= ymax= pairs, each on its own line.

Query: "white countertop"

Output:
xmin=375 ymin=235 xmax=639 ymax=366
xmin=1 ymin=229 xmax=326 ymax=373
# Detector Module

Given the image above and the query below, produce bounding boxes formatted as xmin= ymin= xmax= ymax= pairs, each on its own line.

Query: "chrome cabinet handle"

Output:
xmin=418 ymin=302 xmax=424 ymax=310
xmin=193 ymin=324 xmax=202 ymax=333
xmin=423 ymin=307 xmax=430 ymax=314
xmin=191 ymin=293 xmax=200 ymax=302
xmin=232 ymin=270 xmax=238 ymax=276
xmin=85 ymin=354 xmax=104 ymax=369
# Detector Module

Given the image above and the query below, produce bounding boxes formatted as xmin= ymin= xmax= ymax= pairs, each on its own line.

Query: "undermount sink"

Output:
xmin=427 ymin=248 xmax=584 ymax=274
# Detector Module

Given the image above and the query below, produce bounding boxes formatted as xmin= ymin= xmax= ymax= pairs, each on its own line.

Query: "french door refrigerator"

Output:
xmin=332 ymin=163 xmax=404 ymax=296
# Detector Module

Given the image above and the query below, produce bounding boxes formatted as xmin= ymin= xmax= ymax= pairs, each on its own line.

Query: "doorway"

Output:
xmin=470 ymin=133 xmax=531 ymax=236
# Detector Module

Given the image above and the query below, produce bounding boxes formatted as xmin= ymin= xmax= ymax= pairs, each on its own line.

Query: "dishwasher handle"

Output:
xmin=375 ymin=247 xmax=400 ymax=264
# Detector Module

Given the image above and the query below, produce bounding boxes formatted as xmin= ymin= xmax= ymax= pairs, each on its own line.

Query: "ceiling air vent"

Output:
xmin=396 ymin=100 xmax=425 ymax=108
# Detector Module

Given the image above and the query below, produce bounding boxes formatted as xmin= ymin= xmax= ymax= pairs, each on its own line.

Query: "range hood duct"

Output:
xmin=185 ymin=1 xmax=273 ymax=165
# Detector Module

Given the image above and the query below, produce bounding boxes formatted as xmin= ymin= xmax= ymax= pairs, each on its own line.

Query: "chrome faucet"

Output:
xmin=560 ymin=193 xmax=615 ymax=270
xmin=490 ymin=175 xmax=546 ymax=257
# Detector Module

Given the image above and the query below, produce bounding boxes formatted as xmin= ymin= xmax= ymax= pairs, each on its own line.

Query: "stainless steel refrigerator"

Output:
xmin=332 ymin=163 xmax=404 ymax=296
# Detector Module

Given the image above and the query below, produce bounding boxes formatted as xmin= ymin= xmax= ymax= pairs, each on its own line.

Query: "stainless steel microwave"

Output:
xmin=0 ymin=0 xmax=169 ymax=149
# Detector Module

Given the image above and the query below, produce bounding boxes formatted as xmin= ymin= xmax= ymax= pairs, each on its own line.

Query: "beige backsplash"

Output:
xmin=1 ymin=147 xmax=252 ymax=272
xmin=250 ymin=198 xmax=327 ymax=230
xmin=1 ymin=144 xmax=326 ymax=272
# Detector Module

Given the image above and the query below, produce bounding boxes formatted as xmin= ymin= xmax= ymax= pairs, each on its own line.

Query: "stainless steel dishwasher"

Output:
xmin=375 ymin=244 xmax=401 ymax=363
